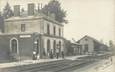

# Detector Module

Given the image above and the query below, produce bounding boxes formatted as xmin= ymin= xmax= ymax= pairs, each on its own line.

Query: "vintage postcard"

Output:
xmin=0 ymin=0 xmax=115 ymax=72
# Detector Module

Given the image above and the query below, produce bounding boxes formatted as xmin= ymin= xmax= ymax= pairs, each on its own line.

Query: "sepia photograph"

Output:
xmin=0 ymin=0 xmax=115 ymax=72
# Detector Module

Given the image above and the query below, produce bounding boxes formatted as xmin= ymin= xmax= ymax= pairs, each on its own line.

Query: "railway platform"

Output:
xmin=0 ymin=55 xmax=87 ymax=69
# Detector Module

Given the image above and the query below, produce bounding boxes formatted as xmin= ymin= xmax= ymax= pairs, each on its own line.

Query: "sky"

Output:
xmin=0 ymin=0 xmax=115 ymax=45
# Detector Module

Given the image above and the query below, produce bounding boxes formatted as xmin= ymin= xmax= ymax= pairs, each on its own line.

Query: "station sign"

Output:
xmin=20 ymin=35 xmax=31 ymax=38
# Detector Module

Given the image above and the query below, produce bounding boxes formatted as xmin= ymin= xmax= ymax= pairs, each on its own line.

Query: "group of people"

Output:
xmin=48 ymin=50 xmax=65 ymax=59
xmin=32 ymin=50 xmax=65 ymax=60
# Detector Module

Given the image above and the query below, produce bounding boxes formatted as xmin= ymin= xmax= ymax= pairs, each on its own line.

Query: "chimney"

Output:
xmin=28 ymin=3 xmax=35 ymax=16
xmin=14 ymin=5 xmax=20 ymax=16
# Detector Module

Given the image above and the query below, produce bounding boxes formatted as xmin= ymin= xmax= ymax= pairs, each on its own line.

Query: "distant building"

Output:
xmin=64 ymin=40 xmax=73 ymax=56
xmin=71 ymin=42 xmax=82 ymax=55
xmin=77 ymin=35 xmax=108 ymax=55
xmin=64 ymin=39 xmax=82 ymax=56
xmin=0 ymin=3 xmax=64 ymax=61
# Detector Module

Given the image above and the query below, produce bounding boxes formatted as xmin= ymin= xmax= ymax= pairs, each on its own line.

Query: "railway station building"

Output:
xmin=0 ymin=3 xmax=64 ymax=62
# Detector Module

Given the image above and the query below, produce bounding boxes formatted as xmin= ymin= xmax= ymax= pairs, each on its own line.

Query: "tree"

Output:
xmin=109 ymin=40 xmax=113 ymax=48
xmin=3 ymin=2 xmax=14 ymax=19
xmin=0 ymin=11 xmax=1 ymax=16
xmin=41 ymin=0 xmax=68 ymax=24
xmin=109 ymin=40 xmax=115 ymax=54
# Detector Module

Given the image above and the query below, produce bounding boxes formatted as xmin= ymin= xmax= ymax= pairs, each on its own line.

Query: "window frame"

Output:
xmin=21 ymin=24 xmax=26 ymax=32
xmin=59 ymin=28 xmax=61 ymax=36
xmin=53 ymin=26 xmax=56 ymax=36
xmin=10 ymin=38 xmax=19 ymax=54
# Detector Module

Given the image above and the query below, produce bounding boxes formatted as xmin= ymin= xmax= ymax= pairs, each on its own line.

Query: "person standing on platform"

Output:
xmin=110 ymin=56 xmax=113 ymax=64
xmin=32 ymin=51 xmax=37 ymax=63
xmin=50 ymin=50 xmax=53 ymax=59
xmin=62 ymin=51 xmax=64 ymax=59
xmin=33 ymin=51 xmax=37 ymax=60
xmin=56 ymin=48 xmax=59 ymax=59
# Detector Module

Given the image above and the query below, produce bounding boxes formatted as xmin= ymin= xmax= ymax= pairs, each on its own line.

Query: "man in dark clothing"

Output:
xmin=62 ymin=51 xmax=64 ymax=59
xmin=56 ymin=52 xmax=59 ymax=59
xmin=56 ymin=48 xmax=59 ymax=59
xmin=50 ymin=50 xmax=53 ymax=59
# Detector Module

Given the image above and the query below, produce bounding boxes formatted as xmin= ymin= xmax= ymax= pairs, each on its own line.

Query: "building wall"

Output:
xmin=64 ymin=40 xmax=73 ymax=56
xmin=43 ymin=19 xmax=63 ymax=37
xmin=0 ymin=35 xmax=10 ymax=62
xmin=0 ymin=33 xmax=43 ymax=62
xmin=42 ymin=19 xmax=64 ymax=56
xmin=43 ymin=36 xmax=64 ymax=54
xmin=5 ymin=19 xmax=41 ymax=33
xmin=5 ymin=18 xmax=63 ymax=37
xmin=4 ymin=17 xmax=64 ymax=58
xmin=78 ymin=37 xmax=94 ymax=54
xmin=18 ymin=34 xmax=34 ymax=60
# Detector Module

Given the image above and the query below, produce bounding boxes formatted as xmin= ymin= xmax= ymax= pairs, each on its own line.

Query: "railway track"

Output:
xmin=27 ymin=60 xmax=86 ymax=72
xmin=17 ymin=59 xmax=71 ymax=72
xmin=54 ymin=60 xmax=94 ymax=72
xmin=1 ymin=59 xmax=71 ymax=72
xmin=17 ymin=60 xmax=93 ymax=72
xmin=1 ymin=55 xmax=109 ymax=72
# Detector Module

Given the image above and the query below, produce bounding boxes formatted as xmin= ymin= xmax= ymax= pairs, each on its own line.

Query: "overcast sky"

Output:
xmin=0 ymin=0 xmax=115 ymax=44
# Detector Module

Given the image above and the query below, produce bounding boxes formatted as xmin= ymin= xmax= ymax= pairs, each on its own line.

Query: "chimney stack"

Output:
xmin=14 ymin=5 xmax=20 ymax=16
xmin=28 ymin=3 xmax=35 ymax=16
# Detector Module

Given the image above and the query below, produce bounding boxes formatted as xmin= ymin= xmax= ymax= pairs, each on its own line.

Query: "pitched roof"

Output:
xmin=76 ymin=35 xmax=104 ymax=45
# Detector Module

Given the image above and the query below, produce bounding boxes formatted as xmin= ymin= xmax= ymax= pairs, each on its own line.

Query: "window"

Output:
xmin=10 ymin=38 xmax=18 ymax=53
xmin=47 ymin=39 xmax=50 ymax=53
xmin=53 ymin=26 xmax=56 ymax=36
xmin=21 ymin=24 xmax=26 ymax=32
xmin=59 ymin=28 xmax=61 ymax=36
xmin=47 ymin=24 xmax=50 ymax=35
xmin=53 ymin=40 xmax=56 ymax=54
xmin=59 ymin=41 xmax=61 ymax=53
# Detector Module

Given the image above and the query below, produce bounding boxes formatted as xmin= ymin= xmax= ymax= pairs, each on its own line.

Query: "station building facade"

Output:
xmin=0 ymin=3 xmax=64 ymax=61
xmin=0 ymin=33 xmax=41 ymax=61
